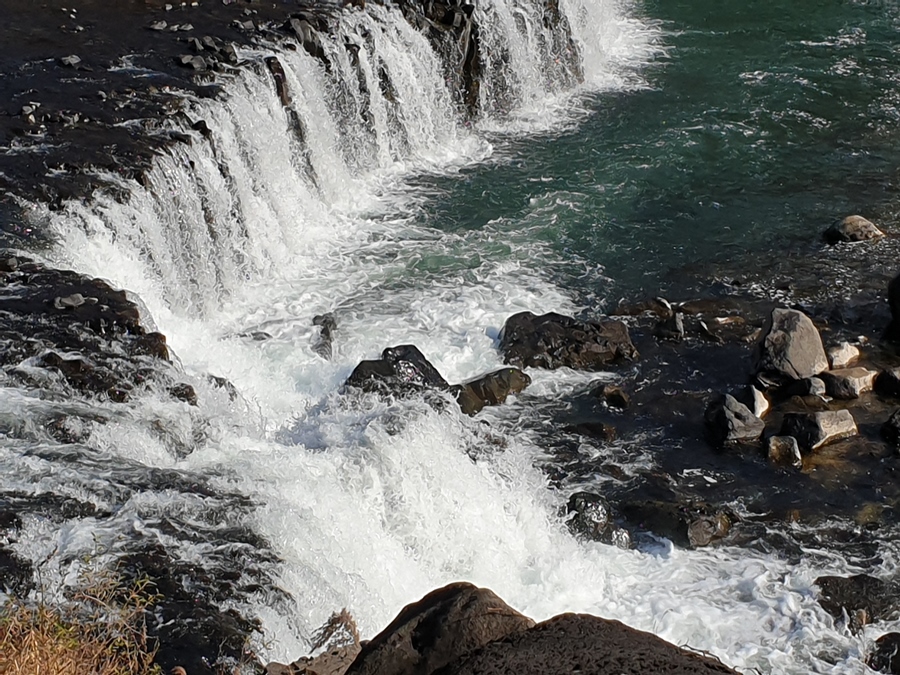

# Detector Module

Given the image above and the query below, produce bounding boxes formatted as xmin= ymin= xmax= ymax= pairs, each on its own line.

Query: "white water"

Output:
xmin=4 ymin=0 xmax=895 ymax=672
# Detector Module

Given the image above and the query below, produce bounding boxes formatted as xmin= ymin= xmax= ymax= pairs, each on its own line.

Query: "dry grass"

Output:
xmin=0 ymin=573 xmax=162 ymax=675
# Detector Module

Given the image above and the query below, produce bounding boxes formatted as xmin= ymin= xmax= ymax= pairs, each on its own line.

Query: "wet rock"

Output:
xmin=499 ymin=311 xmax=637 ymax=371
xmin=268 ymin=610 xmax=361 ymax=675
xmin=876 ymin=367 xmax=900 ymax=398
xmin=654 ymin=311 xmax=684 ymax=342
xmin=816 ymin=574 xmax=900 ymax=629
xmin=820 ymin=367 xmax=878 ymax=399
xmin=824 ymin=215 xmax=884 ymax=244
xmin=869 ymin=633 xmax=900 ymax=674
xmin=312 ymin=312 xmax=336 ymax=360
xmin=177 ymin=54 xmax=207 ymax=71
xmin=453 ymin=367 xmax=530 ymax=415
xmin=149 ymin=20 xmax=168 ymax=30
xmin=565 ymin=492 xmax=630 ymax=548
xmin=620 ymin=500 xmax=731 ymax=548
xmin=170 ymin=383 xmax=198 ymax=406
xmin=265 ymin=56 xmax=292 ymax=107
xmin=590 ymin=382 xmax=630 ymax=409
xmin=0 ymin=548 xmax=34 ymax=597
xmin=767 ymin=436 xmax=802 ymax=468
xmin=439 ymin=613 xmax=737 ymax=675
xmin=59 ymin=54 xmax=82 ymax=67
xmin=0 ymin=257 xmax=19 ymax=273
xmin=882 ymin=410 xmax=900 ymax=448
xmin=827 ymin=341 xmax=860 ymax=369
xmin=344 ymin=582 xmax=534 ymax=675
xmin=780 ymin=410 xmax=857 ymax=451
xmin=565 ymin=422 xmax=617 ymax=442
xmin=345 ymin=345 xmax=449 ymax=398
xmin=755 ymin=308 xmax=828 ymax=383
xmin=735 ymin=384 xmax=769 ymax=419
xmin=704 ymin=394 xmax=765 ymax=446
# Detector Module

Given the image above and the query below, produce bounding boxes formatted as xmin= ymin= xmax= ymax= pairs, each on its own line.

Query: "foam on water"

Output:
xmin=4 ymin=0 xmax=895 ymax=672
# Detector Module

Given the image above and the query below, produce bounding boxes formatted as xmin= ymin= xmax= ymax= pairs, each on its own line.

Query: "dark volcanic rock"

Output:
xmin=816 ymin=575 xmax=900 ymax=628
xmin=453 ymin=367 xmax=530 ymax=415
xmin=780 ymin=411 xmax=857 ymax=451
xmin=620 ymin=500 xmax=732 ymax=548
xmin=312 ymin=312 xmax=337 ymax=360
xmin=755 ymin=308 xmax=828 ymax=382
xmin=824 ymin=215 xmax=884 ymax=244
xmin=565 ymin=491 xmax=631 ymax=548
xmin=344 ymin=582 xmax=534 ymax=675
xmin=869 ymin=633 xmax=900 ymax=674
xmin=704 ymin=394 xmax=764 ymax=446
xmin=345 ymin=345 xmax=449 ymax=398
xmin=499 ymin=311 xmax=637 ymax=371
xmin=434 ymin=613 xmax=737 ymax=675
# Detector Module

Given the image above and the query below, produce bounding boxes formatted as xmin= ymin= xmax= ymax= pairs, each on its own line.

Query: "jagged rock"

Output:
xmin=565 ymin=492 xmax=630 ymax=548
xmin=824 ymin=215 xmax=884 ymax=244
xmin=755 ymin=308 xmax=828 ymax=382
xmin=704 ymin=394 xmax=764 ymax=445
xmin=735 ymin=385 xmax=769 ymax=418
xmin=654 ymin=311 xmax=684 ymax=342
xmin=780 ymin=411 xmax=857 ymax=451
xmin=876 ymin=368 xmax=900 ymax=398
xmin=827 ymin=341 xmax=860 ymax=369
xmin=820 ymin=367 xmax=877 ymax=399
xmin=344 ymin=583 xmax=534 ymax=675
xmin=816 ymin=575 xmax=900 ymax=629
xmin=437 ymin=613 xmax=737 ymax=675
xmin=767 ymin=436 xmax=802 ymax=468
xmin=265 ymin=56 xmax=292 ymax=107
xmin=620 ymin=500 xmax=731 ymax=549
xmin=312 ymin=313 xmax=336 ymax=360
xmin=869 ymin=633 xmax=900 ymax=674
xmin=499 ymin=311 xmax=637 ymax=371
xmin=345 ymin=345 xmax=449 ymax=398
xmin=453 ymin=367 xmax=530 ymax=415
xmin=590 ymin=382 xmax=630 ymax=409
xmin=882 ymin=410 xmax=900 ymax=448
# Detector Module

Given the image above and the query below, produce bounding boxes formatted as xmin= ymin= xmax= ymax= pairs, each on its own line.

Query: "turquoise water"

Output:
xmin=413 ymin=0 xmax=900 ymax=299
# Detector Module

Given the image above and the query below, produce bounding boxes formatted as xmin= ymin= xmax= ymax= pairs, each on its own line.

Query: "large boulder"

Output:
xmin=435 ymin=613 xmax=737 ymax=675
xmin=823 ymin=215 xmax=884 ymax=244
xmin=755 ymin=308 xmax=828 ymax=382
xmin=704 ymin=394 xmax=765 ymax=446
xmin=344 ymin=583 xmax=534 ymax=675
xmin=780 ymin=411 xmax=858 ymax=451
xmin=453 ymin=367 xmax=530 ymax=415
xmin=345 ymin=345 xmax=449 ymax=397
xmin=499 ymin=311 xmax=637 ymax=371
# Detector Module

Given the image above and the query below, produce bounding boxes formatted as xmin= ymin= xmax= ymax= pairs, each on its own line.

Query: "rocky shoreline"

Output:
xmin=3 ymin=0 xmax=900 ymax=674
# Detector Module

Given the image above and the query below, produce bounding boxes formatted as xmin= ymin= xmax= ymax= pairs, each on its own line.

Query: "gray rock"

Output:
xmin=755 ymin=308 xmax=828 ymax=382
xmin=344 ymin=583 xmax=534 ymax=675
xmin=820 ymin=367 xmax=878 ymax=399
xmin=780 ymin=410 xmax=858 ymax=451
xmin=149 ymin=20 xmax=167 ymax=30
xmin=59 ymin=54 xmax=81 ymax=67
xmin=767 ymin=436 xmax=802 ymax=468
xmin=736 ymin=385 xmax=769 ymax=418
xmin=827 ymin=341 xmax=860 ymax=369
xmin=824 ymin=215 xmax=884 ymax=245
xmin=453 ymin=367 xmax=530 ymax=415
xmin=704 ymin=394 xmax=765 ymax=445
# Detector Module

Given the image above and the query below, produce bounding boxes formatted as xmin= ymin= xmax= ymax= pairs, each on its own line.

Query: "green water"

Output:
xmin=416 ymin=0 xmax=900 ymax=300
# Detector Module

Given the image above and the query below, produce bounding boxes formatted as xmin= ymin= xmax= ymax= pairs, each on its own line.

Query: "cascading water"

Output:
xmin=3 ymin=0 xmax=897 ymax=672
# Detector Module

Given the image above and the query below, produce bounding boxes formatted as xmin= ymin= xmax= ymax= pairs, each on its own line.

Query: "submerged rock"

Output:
xmin=453 ymin=367 xmax=530 ymax=415
xmin=816 ymin=575 xmax=900 ymax=629
xmin=312 ymin=312 xmax=337 ymax=360
xmin=499 ymin=311 xmax=637 ymax=371
xmin=345 ymin=345 xmax=449 ymax=397
xmin=565 ymin=491 xmax=630 ymax=548
xmin=767 ymin=436 xmax=802 ymax=468
xmin=882 ymin=410 xmax=900 ymax=448
xmin=620 ymin=499 xmax=732 ymax=549
xmin=344 ymin=583 xmax=534 ymax=675
xmin=704 ymin=394 xmax=765 ymax=446
xmin=781 ymin=411 xmax=858 ymax=451
xmin=824 ymin=215 xmax=884 ymax=244
xmin=591 ymin=382 xmax=631 ymax=409
xmin=869 ymin=633 xmax=900 ymax=674
xmin=755 ymin=308 xmax=828 ymax=383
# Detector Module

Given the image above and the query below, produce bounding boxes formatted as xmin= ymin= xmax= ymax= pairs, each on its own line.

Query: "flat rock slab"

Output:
xmin=780 ymin=410 xmax=858 ymax=451
xmin=499 ymin=311 xmax=638 ymax=371
xmin=755 ymin=308 xmax=828 ymax=382
xmin=434 ymin=613 xmax=737 ymax=675
xmin=820 ymin=367 xmax=877 ymax=399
